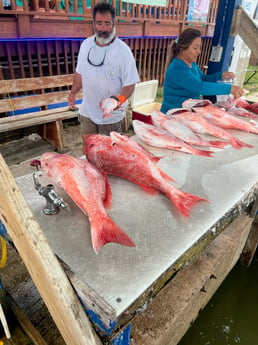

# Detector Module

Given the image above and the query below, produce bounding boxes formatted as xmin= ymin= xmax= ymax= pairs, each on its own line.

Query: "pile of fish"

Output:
xmin=85 ymin=132 xmax=208 ymax=218
xmin=39 ymin=98 xmax=258 ymax=253
xmin=132 ymin=98 xmax=258 ymax=154
xmin=40 ymin=130 xmax=210 ymax=252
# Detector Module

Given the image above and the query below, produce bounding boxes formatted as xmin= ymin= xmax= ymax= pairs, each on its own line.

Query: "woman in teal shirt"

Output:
xmin=161 ymin=28 xmax=244 ymax=113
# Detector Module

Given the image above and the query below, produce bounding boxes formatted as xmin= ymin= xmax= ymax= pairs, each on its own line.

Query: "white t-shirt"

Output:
xmin=76 ymin=36 xmax=140 ymax=124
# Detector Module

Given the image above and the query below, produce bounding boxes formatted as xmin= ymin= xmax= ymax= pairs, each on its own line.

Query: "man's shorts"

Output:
xmin=79 ymin=115 xmax=123 ymax=135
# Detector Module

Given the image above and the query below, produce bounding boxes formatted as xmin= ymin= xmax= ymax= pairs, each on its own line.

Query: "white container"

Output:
xmin=130 ymin=80 xmax=161 ymax=124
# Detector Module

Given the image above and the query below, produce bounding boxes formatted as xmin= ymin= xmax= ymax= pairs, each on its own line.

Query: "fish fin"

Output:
xmin=151 ymin=156 xmax=163 ymax=163
xmin=111 ymin=131 xmax=158 ymax=161
xmin=107 ymin=172 xmax=161 ymax=195
xmin=159 ymin=170 xmax=176 ymax=183
xmin=167 ymin=189 xmax=209 ymax=218
xmin=208 ymin=140 xmax=228 ymax=148
xmin=91 ymin=217 xmax=135 ymax=253
xmin=102 ymin=170 xmax=112 ymax=209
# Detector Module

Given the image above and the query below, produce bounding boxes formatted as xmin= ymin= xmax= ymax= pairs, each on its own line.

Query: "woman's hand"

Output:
xmin=231 ymin=85 xmax=244 ymax=99
xmin=222 ymin=71 xmax=235 ymax=80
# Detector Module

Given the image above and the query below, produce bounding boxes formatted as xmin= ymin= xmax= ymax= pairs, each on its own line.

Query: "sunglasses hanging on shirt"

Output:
xmin=87 ymin=46 xmax=107 ymax=67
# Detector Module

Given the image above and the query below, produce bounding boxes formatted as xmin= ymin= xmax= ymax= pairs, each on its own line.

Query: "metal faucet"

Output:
xmin=33 ymin=172 xmax=72 ymax=215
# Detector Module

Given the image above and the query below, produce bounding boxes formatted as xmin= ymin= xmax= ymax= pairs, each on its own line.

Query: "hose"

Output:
xmin=0 ymin=237 xmax=7 ymax=269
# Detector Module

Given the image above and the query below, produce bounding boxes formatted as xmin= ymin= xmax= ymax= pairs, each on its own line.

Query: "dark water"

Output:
xmin=178 ymin=250 xmax=258 ymax=345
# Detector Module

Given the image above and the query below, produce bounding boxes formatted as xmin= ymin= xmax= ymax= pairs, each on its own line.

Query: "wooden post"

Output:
xmin=230 ymin=8 xmax=258 ymax=59
xmin=0 ymin=154 xmax=102 ymax=345
xmin=241 ymin=196 xmax=258 ymax=266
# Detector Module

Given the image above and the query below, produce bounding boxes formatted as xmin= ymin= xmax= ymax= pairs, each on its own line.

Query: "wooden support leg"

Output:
xmin=240 ymin=221 xmax=258 ymax=267
xmin=38 ymin=121 xmax=65 ymax=153
xmin=241 ymin=196 xmax=258 ymax=267
xmin=3 ymin=292 xmax=49 ymax=344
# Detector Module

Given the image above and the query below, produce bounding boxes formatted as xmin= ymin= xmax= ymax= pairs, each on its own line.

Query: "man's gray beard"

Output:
xmin=95 ymin=28 xmax=116 ymax=45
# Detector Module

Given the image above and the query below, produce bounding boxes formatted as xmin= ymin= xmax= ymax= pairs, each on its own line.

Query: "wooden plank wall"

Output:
xmin=0 ymin=37 xmax=213 ymax=85
xmin=0 ymin=0 xmax=216 ymax=85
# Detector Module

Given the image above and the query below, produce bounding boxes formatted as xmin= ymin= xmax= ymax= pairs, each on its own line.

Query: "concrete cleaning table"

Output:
xmin=15 ymin=128 xmax=258 ymax=338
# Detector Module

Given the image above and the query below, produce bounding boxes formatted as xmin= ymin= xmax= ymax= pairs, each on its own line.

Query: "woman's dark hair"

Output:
xmin=165 ymin=28 xmax=201 ymax=70
xmin=93 ymin=2 xmax=116 ymax=23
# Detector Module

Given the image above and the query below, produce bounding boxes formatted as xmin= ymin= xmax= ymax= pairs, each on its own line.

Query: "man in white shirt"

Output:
xmin=68 ymin=2 xmax=140 ymax=143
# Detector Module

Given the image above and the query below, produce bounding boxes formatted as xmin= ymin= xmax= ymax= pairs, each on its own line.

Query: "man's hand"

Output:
xmin=111 ymin=95 xmax=127 ymax=109
xmin=68 ymin=72 xmax=82 ymax=110
xmin=68 ymin=92 xmax=78 ymax=110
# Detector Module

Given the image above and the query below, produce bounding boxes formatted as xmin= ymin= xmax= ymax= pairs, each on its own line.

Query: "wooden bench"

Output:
xmin=0 ymin=74 xmax=82 ymax=152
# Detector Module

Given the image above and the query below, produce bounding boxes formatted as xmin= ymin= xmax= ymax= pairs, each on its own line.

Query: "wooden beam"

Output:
xmin=0 ymin=154 xmax=102 ymax=345
xmin=0 ymin=74 xmax=74 ymax=93
xmin=230 ymin=8 xmax=258 ymax=58
xmin=0 ymin=110 xmax=78 ymax=132
xmin=240 ymin=220 xmax=258 ymax=267
xmin=241 ymin=197 xmax=258 ymax=266
xmin=5 ymin=292 xmax=49 ymax=345
xmin=17 ymin=14 xmax=31 ymax=37
xmin=230 ymin=7 xmax=242 ymax=36
xmin=0 ymin=91 xmax=71 ymax=113
xmin=0 ymin=16 xmax=215 ymax=39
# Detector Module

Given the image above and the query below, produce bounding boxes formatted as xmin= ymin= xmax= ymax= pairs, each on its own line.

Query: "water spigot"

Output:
xmin=32 ymin=172 xmax=72 ymax=215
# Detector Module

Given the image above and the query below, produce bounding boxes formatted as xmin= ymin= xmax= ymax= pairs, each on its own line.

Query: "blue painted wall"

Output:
xmin=208 ymin=0 xmax=242 ymax=74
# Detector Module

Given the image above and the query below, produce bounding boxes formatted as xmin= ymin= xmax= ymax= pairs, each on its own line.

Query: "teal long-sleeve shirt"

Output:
xmin=161 ymin=58 xmax=232 ymax=113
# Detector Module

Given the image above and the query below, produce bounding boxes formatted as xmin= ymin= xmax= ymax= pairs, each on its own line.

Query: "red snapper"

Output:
xmin=40 ymin=152 xmax=135 ymax=253
xmin=85 ymin=133 xmax=209 ymax=218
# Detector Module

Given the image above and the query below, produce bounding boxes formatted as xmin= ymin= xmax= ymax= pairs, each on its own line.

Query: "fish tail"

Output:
xmin=250 ymin=127 xmax=258 ymax=134
xmin=194 ymin=149 xmax=213 ymax=157
xmin=91 ymin=217 xmax=135 ymax=253
xmin=167 ymin=188 xmax=209 ymax=217
xmin=182 ymin=145 xmax=213 ymax=157
xmin=231 ymin=138 xmax=253 ymax=149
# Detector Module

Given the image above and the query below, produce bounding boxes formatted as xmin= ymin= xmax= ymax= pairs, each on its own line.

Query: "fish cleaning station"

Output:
xmin=1 ymin=129 xmax=258 ymax=345
xmin=0 ymin=1 xmax=258 ymax=345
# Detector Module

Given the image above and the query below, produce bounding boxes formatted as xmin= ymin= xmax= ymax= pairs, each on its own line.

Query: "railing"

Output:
xmin=0 ymin=0 xmax=218 ymax=24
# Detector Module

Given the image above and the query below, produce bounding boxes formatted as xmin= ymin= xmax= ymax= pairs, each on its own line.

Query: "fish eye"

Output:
xmin=89 ymin=144 xmax=94 ymax=148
